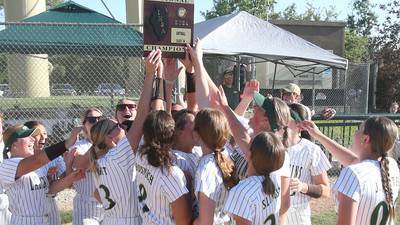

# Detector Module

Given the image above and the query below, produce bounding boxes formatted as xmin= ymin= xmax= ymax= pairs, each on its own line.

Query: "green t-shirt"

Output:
xmin=223 ymin=85 xmax=240 ymax=109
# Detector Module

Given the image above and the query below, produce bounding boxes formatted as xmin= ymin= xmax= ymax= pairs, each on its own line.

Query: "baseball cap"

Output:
xmin=223 ymin=69 xmax=234 ymax=78
xmin=253 ymin=92 xmax=279 ymax=132
xmin=282 ymin=83 xmax=301 ymax=96
xmin=4 ymin=125 xmax=39 ymax=148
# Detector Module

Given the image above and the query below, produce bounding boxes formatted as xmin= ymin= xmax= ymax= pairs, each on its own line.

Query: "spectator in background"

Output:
xmin=115 ymin=98 xmax=137 ymax=131
xmin=281 ymin=83 xmax=336 ymax=120
xmin=222 ymin=69 xmax=240 ymax=109
xmin=389 ymin=101 xmax=399 ymax=113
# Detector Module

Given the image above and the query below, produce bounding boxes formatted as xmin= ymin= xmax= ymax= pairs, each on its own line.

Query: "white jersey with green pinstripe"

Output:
xmin=0 ymin=158 xmax=51 ymax=225
xmin=0 ymin=141 xmax=11 ymax=225
xmin=224 ymin=175 xmax=281 ymax=225
xmin=133 ymin=149 xmax=189 ymax=225
xmin=71 ymin=139 xmax=103 ymax=225
xmin=195 ymin=152 xmax=234 ymax=225
xmin=333 ymin=158 xmax=400 ymax=225
xmin=287 ymin=138 xmax=331 ymax=225
xmin=93 ymin=137 xmax=141 ymax=225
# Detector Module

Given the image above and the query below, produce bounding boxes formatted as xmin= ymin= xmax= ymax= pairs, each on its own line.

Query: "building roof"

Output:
xmin=0 ymin=1 xmax=143 ymax=56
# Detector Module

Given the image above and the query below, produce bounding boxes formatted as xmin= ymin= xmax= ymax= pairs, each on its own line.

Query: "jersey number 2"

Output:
xmin=264 ymin=214 xmax=275 ymax=225
xmin=138 ymin=184 xmax=150 ymax=213
xmin=370 ymin=201 xmax=389 ymax=225
xmin=99 ymin=184 xmax=116 ymax=210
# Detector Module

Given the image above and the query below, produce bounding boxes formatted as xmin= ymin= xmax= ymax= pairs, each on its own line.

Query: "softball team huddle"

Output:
xmin=0 ymin=40 xmax=399 ymax=225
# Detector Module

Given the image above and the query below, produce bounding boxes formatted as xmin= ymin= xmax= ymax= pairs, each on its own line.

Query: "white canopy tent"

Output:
xmin=194 ymin=11 xmax=348 ymax=92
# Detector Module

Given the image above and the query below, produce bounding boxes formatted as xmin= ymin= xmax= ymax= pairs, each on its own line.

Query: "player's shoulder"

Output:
xmin=231 ymin=176 xmax=263 ymax=198
xmin=197 ymin=154 xmax=218 ymax=170
xmin=343 ymin=160 xmax=380 ymax=182
xmin=298 ymin=138 xmax=322 ymax=153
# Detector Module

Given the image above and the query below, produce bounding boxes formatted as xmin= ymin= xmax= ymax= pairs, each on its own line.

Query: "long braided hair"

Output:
xmin=363 ymin=116 xmax=398 ymax=224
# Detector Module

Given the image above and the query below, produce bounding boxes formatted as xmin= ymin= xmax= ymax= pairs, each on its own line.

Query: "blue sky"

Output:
xmin=69 ymin=0 xmax=388 ymax=24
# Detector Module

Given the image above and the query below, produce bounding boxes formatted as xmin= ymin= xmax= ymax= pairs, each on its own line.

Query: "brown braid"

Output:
xmin=214 ymin=150 xmax=239 ymax=190
xmin=380 ymin=155 xmax=395 ymax=223
xmin=281 ymin=126 xmax=289 ymax=148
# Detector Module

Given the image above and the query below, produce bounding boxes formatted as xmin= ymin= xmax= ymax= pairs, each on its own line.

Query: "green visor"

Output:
xmin=253 ymin=92 xmax=279 ymax=132
xmin=4 ymin=126 xmax=39 ymax=148
xmin=290 ymin=109 xmax=304 ymax=122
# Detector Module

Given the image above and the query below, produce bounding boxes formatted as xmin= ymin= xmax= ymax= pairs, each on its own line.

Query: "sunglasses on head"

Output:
xmin=85 ymin=116 xmax=102 ymax=124
xmin=116 ymin=104 xmax=136 ymax=111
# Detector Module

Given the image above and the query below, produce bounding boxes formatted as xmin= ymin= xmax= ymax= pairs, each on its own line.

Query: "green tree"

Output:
xmin=201 ymin=0 xmax=278 ymax=20
xmin=347 ymin=0 xmax=378 ymax=36
xmin=374 ymin=1 xmax=400 ymax=110
xmin=279 ymin=3 xmax=338 ymax=21
xmin=344 ymin=31 xmax=369 ymax=63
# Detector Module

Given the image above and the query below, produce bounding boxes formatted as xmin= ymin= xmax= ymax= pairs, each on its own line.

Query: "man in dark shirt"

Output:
xmin=222 ymin=69 xmax=240 ymax=109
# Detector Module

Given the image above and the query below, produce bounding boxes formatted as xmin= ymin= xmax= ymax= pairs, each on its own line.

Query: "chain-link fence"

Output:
xmin=0 ymin=22 xmax=144 ymax=143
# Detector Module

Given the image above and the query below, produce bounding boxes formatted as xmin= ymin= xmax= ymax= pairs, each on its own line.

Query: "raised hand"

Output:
xmin=163 ymin=58 xmax=182 ymax=82
xmin=298 ymin=120 xmax=323 ymax=139
xmin=186 ymin=38 xmax=203 ymax=67
xmin=216 ymin=85 xmax=229 ymax=108
xmin=145 ymin=49 xmax=162 ymax=77
xmin=180 ymin=48 xmax=194 ymax=73
xmin=241 ymin=80 xmax=260 ymax=100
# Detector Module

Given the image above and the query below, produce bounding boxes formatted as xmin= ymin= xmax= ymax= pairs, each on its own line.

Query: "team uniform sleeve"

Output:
xmin=0 ymin=158 xmax=21 ymax=185
xmin=224 ymin=185 xmax=253 ymax=222
xmin=162 ymin=167 xmax=189 ymax=203
xmin=310 ymin=145 xmax=332 ymax=176
xmin=195 ymin=160 xmax=221 ymax=202
xmin=109 ymin=137 xmax=135 ymax=170
xmin=333 ymin=166 xmax=360 ymax=202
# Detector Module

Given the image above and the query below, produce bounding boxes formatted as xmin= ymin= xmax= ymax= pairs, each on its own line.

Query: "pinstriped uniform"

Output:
xmin=0 ymin=158 xmax=51 ymax=225
xmin=333 ymin=158 xmax=400 ymax=225
xmin=172 ymin=149 xmax=200 ymax=217
xmin=45 ymin=156 xmax=66 ymax=225
xmin=195 ymin=152 xmax=234 ymax=225
xmin=133 ymin=150 xmax=189 ymax=225
xmin=0 ymin=143 xmax=11 ymax=225
xmin=225 ymin=143 xmax=248 ymax=180
xmin=224 ymin=175 xmax=281 ymax=224
xmin=71 ymin=139 xmax=104 ymax=225
xmin=287 ymin=138 xmax=332 ymax=225
xmin=92 ymin=137 xmax=141 ymax=225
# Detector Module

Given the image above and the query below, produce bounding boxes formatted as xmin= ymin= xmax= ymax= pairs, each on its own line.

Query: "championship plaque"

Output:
xmin=144 ymin=0 xmax=194 ymax=58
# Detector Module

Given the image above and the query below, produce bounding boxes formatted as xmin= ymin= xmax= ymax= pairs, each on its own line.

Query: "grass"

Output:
xmin=61 ymin=210 xmax=72 ymax=224
xmin=60 ymin=204 xmax=400 ymax=225
xmin=311 ymin=201 xmax=400 ymax=225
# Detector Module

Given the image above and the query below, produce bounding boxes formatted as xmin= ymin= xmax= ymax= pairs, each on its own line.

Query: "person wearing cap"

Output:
xmin=0 ymin=124 xmax=82 ymax=225
xmin=216 ymin=86 xmax=292 ymax=225
xmin=281 ymin=83 xmax=337 ymax=120
xmin=286 ymin=103 xmax=331 ymax=225
xmin=222 ymin=69 xmax=240 ymax=109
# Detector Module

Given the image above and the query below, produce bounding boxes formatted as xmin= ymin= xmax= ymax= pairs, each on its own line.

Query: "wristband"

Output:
xmin=44 ymin=140 xmax=67 ymax=161
xmin=305 ymin=184 xmax=322 ymax=198
xmin=186 ymin=72 xmax=195 ymax=93
xmin=151 ymin=77 xmax=166 ymax=101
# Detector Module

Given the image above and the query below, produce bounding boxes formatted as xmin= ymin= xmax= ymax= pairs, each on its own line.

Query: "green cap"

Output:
xmin=253 ymin=92 xmax=279 ymax=132
xmin=4 ymin=126 xmax=39 ymax=148
xmin=290 ymin=109 xmax=304 ymax=122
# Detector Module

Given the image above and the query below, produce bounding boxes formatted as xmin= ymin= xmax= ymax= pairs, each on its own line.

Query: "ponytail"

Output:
xmin=89 ymin=143 xmax=108 ymax=175
xmin=380 ymin=155 xmax=395 ymax=224
xmin=214 ymin=150 xmax=239 ymax=190
xmin=2 ymin=149 xmax=8 ymax=160
xmin=282 ymin=126 xmax=289 ymax=148
xmin=262 ymin=174 xmax=275 ymax=195
xmin=140 ymin=141 xmax=173 ymax=172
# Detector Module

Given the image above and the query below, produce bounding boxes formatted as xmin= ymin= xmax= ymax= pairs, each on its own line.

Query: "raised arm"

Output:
xmin=127 ymin=49 xmax=162 ymax=152
xmin=16 ymin=141 xmax=68 ymax=179
xmin=180 ymin=48 xmax=197 ymax=112
xmin=234 ymin=80 xmax=259 ymax=116
xmin=299 ymin=120 xmax=359 ymax=166
xmin=164 ymin=58 xmax=183 ymax=114
xmin=217 ymin=86 xmax=251 ymax=160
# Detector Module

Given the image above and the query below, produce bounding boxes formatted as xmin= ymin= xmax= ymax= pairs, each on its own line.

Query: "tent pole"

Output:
xmin=272 ymin=63 xmax=277 ymax=96
xmin=236 ymin=55 xmax=241 ymax=91
xmin=312 ymin=68 xmax=316 ymax=111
